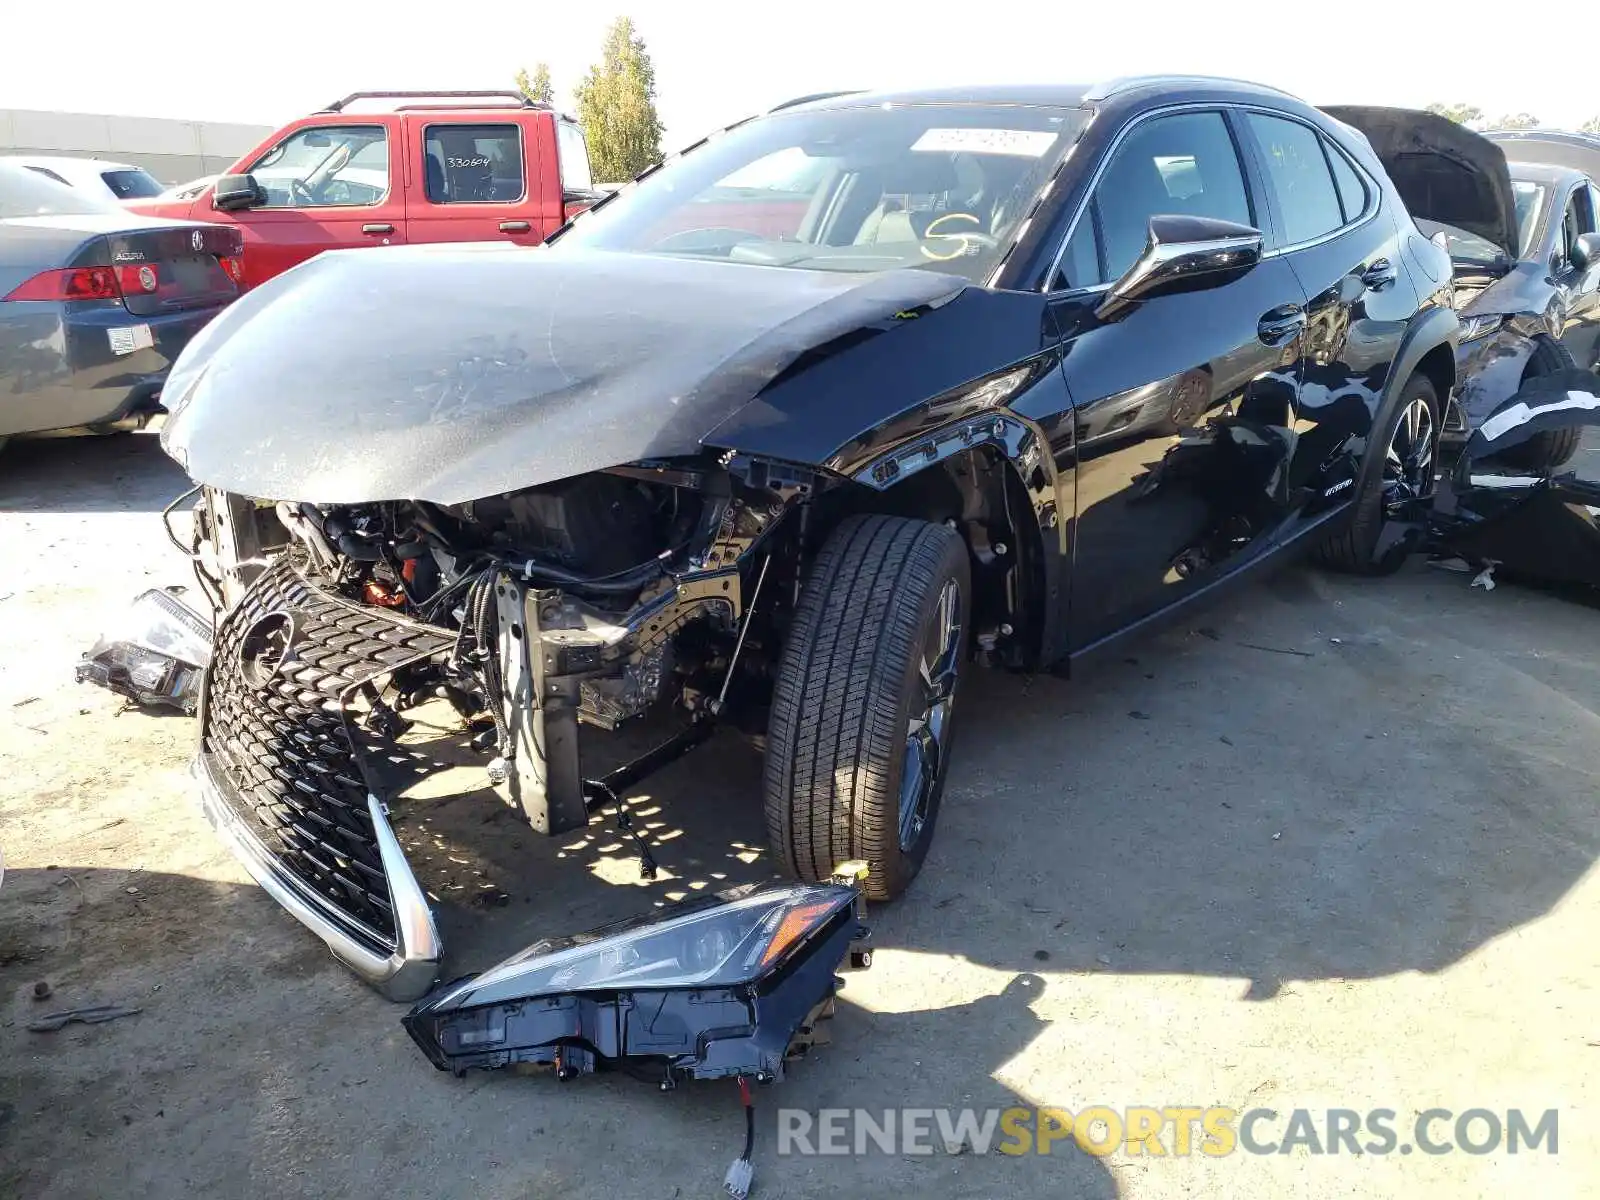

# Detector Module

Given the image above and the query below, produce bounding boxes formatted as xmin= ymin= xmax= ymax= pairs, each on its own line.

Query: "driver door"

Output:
xmin=207 ymin=119 xmax=408 ymax=288
xmin=1555 ymin=182 xmax=1600 ymax=371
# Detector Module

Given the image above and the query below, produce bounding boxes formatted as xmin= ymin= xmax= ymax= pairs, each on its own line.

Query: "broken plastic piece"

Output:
xmin=27 ymin=1004 xmax=142 ymax=1032
xmin=75 ymin=589 xmax=213 ymax=713
xmin=1471 ymin=565 xmax=1497 ymax=591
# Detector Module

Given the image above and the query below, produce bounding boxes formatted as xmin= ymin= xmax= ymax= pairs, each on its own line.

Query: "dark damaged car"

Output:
xmin=159 ymin=77 xmax=1459 ymax=1001
xmin=1326 ymin=108 xmax=1600 ymax=468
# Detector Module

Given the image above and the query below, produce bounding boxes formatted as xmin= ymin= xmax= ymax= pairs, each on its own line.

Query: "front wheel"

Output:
xmin=1315 ymin=373 xmax=1439 ymax=575
xmin=764 ymin=514 xmax=970 ymax=902
xmin=1501 ymin=339 xmax=1585 ymax=471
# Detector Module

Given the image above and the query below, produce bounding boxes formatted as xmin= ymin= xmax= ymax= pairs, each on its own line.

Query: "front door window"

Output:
xmin=247 ymin=126 xmax=390 ymax=208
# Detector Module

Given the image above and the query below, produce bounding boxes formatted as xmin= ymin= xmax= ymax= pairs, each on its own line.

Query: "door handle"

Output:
xmin=499 ymin=220 xmax=531 ymax=233
xmin=361 ymin=223 xmax=394 ymax=235
xmin=1361 ymin=258 xmax=1397 ymax=290
xmin=1257 ymin=305 xmax=1306 ymax=347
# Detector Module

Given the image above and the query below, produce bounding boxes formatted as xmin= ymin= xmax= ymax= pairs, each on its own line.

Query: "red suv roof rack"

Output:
xmin=321 ymin=90 xmax=547 ymax=113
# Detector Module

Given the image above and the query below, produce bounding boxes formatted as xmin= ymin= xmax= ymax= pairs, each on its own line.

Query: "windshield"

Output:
xmin=556 ymin=102 xmax=1090 ymax=282
xmin=1416 ymin=181 xmax=1545 ymax=268
xmin=0 ymin=161 xmax=121 ymax=218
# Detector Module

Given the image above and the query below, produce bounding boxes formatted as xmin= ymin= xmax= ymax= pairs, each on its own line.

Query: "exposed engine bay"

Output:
xmin=190 ymin=454 xmax=814 ymax=840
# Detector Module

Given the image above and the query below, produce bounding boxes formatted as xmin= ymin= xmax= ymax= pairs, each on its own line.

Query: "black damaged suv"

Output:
xmin=163 ymin=75 xmax=1457 ymax=998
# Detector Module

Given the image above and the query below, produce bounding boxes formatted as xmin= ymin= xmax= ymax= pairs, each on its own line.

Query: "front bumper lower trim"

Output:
xmin=191 ymin=755 xmax=442 ymax=1002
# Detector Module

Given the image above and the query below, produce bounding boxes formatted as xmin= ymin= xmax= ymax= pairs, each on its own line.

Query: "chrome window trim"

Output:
xmin=1043 ymin=101 xmax=1380 ymax=293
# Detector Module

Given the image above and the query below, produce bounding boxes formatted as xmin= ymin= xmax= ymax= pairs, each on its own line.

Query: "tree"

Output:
xmin=573 ymin=16 xmax=664 ymax=183
xmin=1425 ymin=103 xmax=1483 ymax=127
xmin=1580 ymin=116 xmax=1600 ymax=134
xmin=1493 ymin=113 xmax=1540 ymax=130
xmin=515 ymin=63 xmax=555 ymax=106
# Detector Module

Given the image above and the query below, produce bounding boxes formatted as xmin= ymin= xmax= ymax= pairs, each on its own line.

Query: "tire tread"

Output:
xmin=764 ymin=514 xmax=967 ymax=900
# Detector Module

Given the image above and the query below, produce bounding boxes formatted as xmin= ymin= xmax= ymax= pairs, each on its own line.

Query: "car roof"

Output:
xmin=1486 ymin=128 xmax=1600 ymax=146
xmin=0 ymin=154 xmax=142 ymax=172
xmin=780 ymin=84 xmax=1091 ymax=111
xmin=778 ymin=75 xmax=1299 ymax=114
xmin=1507 ymin=160 xmax=1590 ymax=187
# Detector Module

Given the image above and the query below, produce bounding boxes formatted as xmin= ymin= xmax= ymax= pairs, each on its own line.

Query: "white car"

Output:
xmin=0 ymin=155 xmax=165 ymax=201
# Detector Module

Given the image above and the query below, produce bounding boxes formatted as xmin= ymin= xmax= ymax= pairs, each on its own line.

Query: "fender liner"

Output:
xmin=1353 ymin=306 xmax=1458 ymax=501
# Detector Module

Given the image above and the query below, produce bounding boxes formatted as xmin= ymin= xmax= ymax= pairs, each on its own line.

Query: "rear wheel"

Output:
xmin=1502 ymin=339 xmax=1584 ymax=471
xmin=1316 ymin=373 xmax=1438 ymax=575
xmin=764 ymin=514 xmax=970 ymax=902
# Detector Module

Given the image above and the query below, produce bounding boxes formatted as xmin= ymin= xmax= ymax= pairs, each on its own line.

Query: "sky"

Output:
xmin=3 ymin=0 xmax=1594 ymax=147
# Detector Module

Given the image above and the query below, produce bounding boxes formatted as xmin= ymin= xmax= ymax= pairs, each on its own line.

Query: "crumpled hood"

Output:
xmin=160 ymin=244 xmax=963 ymax=504
xmin=1323 ymin=105 xmax=1520 ymax=259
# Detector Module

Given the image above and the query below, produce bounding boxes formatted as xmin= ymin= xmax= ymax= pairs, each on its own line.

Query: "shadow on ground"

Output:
xmin=0 ymin=432 xmax=188 ymax=515
xmin=414 ymin=561 xmax=1600 ymax=1007
xmin=0 ymin=862 xmax=1115 ymax=1199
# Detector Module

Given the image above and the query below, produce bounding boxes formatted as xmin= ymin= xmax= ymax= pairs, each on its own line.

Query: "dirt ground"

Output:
xmin=1 ymin=433 xmax=1596 ymax=1199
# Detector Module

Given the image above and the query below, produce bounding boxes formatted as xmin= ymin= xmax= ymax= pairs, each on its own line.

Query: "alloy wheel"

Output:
xmin=1383 ymin=394 xmax=1435 ymax=515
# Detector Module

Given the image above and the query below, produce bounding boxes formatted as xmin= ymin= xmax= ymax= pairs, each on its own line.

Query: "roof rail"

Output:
xmin=768 ymin=90 xmax=866 ymax=113
xmin=321 ymin=90 xmax=547 ymax=113
xmin=1083 ymin=74 xmax=1299 ymax=103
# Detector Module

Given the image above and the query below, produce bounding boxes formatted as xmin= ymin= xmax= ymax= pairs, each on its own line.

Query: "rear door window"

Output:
xmin=1057 ymin=110 xmax=1252 ymax=288
xmin=423 ymin=124 xmax=525 ymax=203
xmin=1244 ymin=113 xmax=1345 ymax=246
xmin=1324 ymin=141 xmax=1370 ymax=223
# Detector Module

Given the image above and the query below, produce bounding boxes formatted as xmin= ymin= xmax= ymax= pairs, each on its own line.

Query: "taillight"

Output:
xmin=219 ymin=256 xmax=243 ymax=283
xmin=4 ymin=266 xmax=120 ymax=302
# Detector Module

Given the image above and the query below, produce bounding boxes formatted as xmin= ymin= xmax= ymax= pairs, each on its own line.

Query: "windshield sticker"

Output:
xmin=911 ymin=128 xmax=1058 ymax=158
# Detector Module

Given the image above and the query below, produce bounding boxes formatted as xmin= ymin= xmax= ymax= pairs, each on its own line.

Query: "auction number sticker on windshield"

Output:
xmin=911 ymin=128 xmax=1058 ymax=157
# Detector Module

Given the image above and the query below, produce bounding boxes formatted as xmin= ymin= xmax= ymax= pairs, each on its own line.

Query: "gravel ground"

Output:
xmin=1 ymin=432 xmax=1596 ymax=1199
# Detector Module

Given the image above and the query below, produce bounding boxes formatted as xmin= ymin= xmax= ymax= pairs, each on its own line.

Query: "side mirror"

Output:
xmin=1096 ymin=214 xmax=1263 ymax=322
xmin=212 ymin=174 xmax=264 ymax=212
xmin=1572 ymin=231 xmax=1600 ymax=272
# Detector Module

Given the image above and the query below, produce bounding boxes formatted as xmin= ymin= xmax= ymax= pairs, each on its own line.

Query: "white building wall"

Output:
xmin=0 ymin=108 xmax=274 ymax=184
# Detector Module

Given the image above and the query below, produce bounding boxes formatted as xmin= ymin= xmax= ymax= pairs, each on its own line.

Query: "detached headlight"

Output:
xmin=454 ymin=883 xmax=851 ymax=1004
xmin=403 ymin=880 xmax=870 ymax=1082
xmin=1459 ymin=314 xmax=1507 ymax=343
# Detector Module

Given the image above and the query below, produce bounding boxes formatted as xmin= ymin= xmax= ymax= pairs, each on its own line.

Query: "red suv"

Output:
xmin=127 ymin=91 xmax=598 ymax=289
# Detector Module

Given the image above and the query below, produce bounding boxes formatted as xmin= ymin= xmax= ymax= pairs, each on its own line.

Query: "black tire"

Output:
xmin=764 ymin=514 xmax=970 ymax=902
xmin=1502 ymin=339 xmax=1584 ymax=471
xmin=1316 ymin=373 xmax=1439 ymax=575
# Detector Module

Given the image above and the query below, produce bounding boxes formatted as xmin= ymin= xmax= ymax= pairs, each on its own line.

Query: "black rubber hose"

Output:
xmin=469 ymin=573 xmax=513 ymax=759
xmin=519 ymin=556 xmax=665 ymax=595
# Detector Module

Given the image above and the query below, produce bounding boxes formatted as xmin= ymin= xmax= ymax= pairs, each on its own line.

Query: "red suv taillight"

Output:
xmin=4 ymin=266 xmax=122 ymax=302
